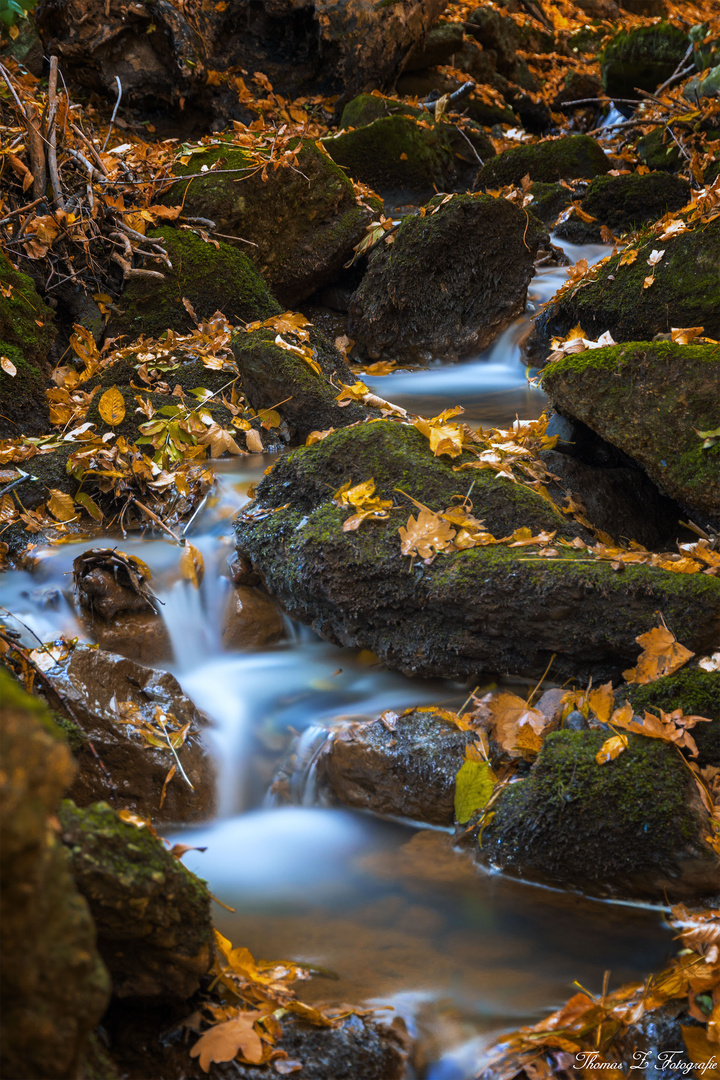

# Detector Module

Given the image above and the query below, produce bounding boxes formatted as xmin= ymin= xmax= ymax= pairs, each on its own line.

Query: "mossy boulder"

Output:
xmin=0 ymin=671 xmax=111 ymax=1079
xmin=348 ymin=192 xmax=543 ymax=364
xmin=478 ymin=135 xmax=610 ymax=189
xmin=684 ymin=64 xmax=720 ymax=103
xmin=636 ymin=127 xmax=682 ymax=172
xmin=45 ymin=645 xmax=216 ymax=825
xmin=234 ymin=421 xmax=720 ymax=683
xmin=480 ymin=730 xmax=719 ymax=900
xmin=0 ymin=251 xmax=56 ymax=438
xmin=601 ymin=23 xmax=690 ymax=105
xmin=527 ymin=181 xmax=574 ymax=225
xmin=402 ymin=21 xmax=466 ymax=71
xmin=323 ymin=114 xmax=457 ymax=202
xmin=317 ymin=708 xmax=475 ymax=825
xmin=581 ymin=171 xmax=691 ymax=233
xmin=59 ymin=800 xmax=213 ymax=1001
xmin=530 ymin=219 xmax=720 ymax=358
xmin=232 ymin=325 xmax=379 ymax=441
xmin=164 ymin=141 xmax=374 ymax=305
xmin=622 ymin=668 xmax=720 ymax=768
xmin=541 ymin=342 xmax=720 ymax=529
xmin=108 ymin=226 xmax=280 ymax=340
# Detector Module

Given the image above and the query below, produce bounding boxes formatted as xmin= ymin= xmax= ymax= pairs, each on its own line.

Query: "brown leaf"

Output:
xmin=596 ymin=733 xmax=628 ymax=764
xmin=98 ymin=386 xmax=126 ymax=426
xmin=179 ymin=542 xmax=205 ymax=589
xmin=398 ymin=508 xmax=456 ymax=560
xmin=190 ymin=1011 xmax=266 ymax=1071
xmin=46 ymin=489 xmax=77 ymax=522
xmin=485 ymin=692 xmax=550 ymax=758
xmin=623 ymin=626 xmax=694 ymax=684
xmin=245 ymin=429 xmax=264 ymax=453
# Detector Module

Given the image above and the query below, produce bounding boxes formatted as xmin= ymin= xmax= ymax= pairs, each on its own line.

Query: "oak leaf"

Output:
xmin=623 ymin=626 xmax=694 ymax=684
xmin=398 ymin=508 xmax=455 ymax=559
xmin=190 ymin=1011 xmax=266 ymax=1071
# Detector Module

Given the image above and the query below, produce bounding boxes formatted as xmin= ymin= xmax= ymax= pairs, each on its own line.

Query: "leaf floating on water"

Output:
xmin=623 ymin=625 xmax=694 ymax=684
xmin=180 ymin=542 xmax=205 ymax=589
xmin=190 ymin=1010 xmax=266 ymax=1071
xmin=596 ymin=733 xmax=629 ymax=764
xmin=98 ymin=385 xmax=126 ymax=426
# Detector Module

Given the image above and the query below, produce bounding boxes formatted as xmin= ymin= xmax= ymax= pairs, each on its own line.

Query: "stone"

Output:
xmin=348 ymin=193 xmax=543 ymax=364
xmin=478 ymin=135 xmax=610 ymax=189
xmin=541 ymin=341 xmax=720 ymax=530
xmin=0 ymin=671 xmax=111 ymax=1080
xmin=480 ymin=730 xmax=720 ymax=900
xmin=59 ymin=800 xmax=214 ymax=1000
xmin=402 ymin=21 xmax=466 ymax=72
xmin=319 ymin=708 xmax=475 ymax=825
xmin=83 ymin=610 xmax=173 ymax=667
xmin=44 ymin=645 xmax=216 ymax=825
xmin=601 ymin=23 xmax=690 ymax=108
xmin=234 ymin=421 xmax=720 ymax=684
xmin=621 ymin=668 xmax=720 ymax=769
xmin=580 ymin=171 xmax=691 ymax=233
xmin=222 ymin=584 xmax=285 ymax=650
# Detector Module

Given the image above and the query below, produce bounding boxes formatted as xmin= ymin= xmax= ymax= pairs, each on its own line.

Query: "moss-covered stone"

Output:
xmin=542 ymin=341 xmax=720 ymax=528
xmin=581 ymin=171 xmax=691 ymax=232
xmin=403 ymin=21 xmax=466 ymax=71
xmin=601 ymin=23 xmax=690 ymax=102
xmin=531 ymin=220 xmax=720 ymax=357
xmin=108 ymin=226 xmax=280 ymax=340
xmin=232 ymin=325 xmax=377 ymax=440
xmin=527 ymin=182 xmax=574 ymax=225
xmin=0 ymin=670 xmax=111 ymax=1079
xmin=59 ymin=800 xmax=213 ymax=1001
xmin=481 ymin=730 xmax=719 ymax=899
xmin=636 ymin=127 xmax=682 ymax=172
xmin=234 ymin=421 xmax=720 ymax=683
xmin=348 ymin=192 xmax=543 ymax=364
xmin=622 ymin=668 xmax=720 ymax=767
xmin=164 ymin=141 xmax=374 ymax=304
xmin=684 ymin=64 xmax=720 ymax=103
xmin=0 ymin=251 xmax=56 ymax=438
xmin=478 ymin=134 xmax=610 ymax=189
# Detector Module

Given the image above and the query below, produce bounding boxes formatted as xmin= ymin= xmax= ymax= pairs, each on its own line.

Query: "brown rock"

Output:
xmin=83 ymin=610 xmax=173 ymax=666
xmin=45 ymin=646 xmax=216 ymax=825
xmin=222 ymin=585 xmax=285 ymax=650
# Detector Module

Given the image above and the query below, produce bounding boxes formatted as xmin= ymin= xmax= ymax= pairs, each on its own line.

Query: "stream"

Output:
xmin=2 ymin=237 xmax=677 ymax=1079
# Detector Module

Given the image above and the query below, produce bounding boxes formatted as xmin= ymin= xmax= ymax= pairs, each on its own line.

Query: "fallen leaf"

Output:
xmin=596 ymin=733 xmax=629 ymax=764
xmin=1 ymin=357 xmax=17 ymax=377
xmin=484 ymin=692 xmax=550 ymax=757
xmin=190 ymin=1011 xmax=266 ymax=1071
xmin=671 ymin=326 xmax=704 ymax=344
xmin=623 ymin=626 xmax=695 ymax=684
xmin=398 ymin=508 xmax=456 ymax=560
xmin=647 ymin=249 xmax=665 ymax=266
xmin=698 ymin=653 xmax=720 ymax=672
xmin=98 ymin=386 xmax=126 ymax=426
xmin=46 ymin=489 xmax=77 ymax=522
xmin=246 ymin=429 xmax=264 ymax=453
xmin=454 ymin=758 xmax=497 ymax=823
xmin=180 ymin=542 xmax=205 ymax=588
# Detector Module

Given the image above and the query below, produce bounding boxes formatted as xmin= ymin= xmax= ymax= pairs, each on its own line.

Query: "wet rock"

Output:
xmin=44 ymin=645 xmax=216 ymax=825
xmin=621 ymin=668 xmax=720 ymax=768
xmin=319 ymin=709 xmax=475 ymax=825
xmin=552 ymin=68 xmax=603 ymax=111
xmin=85 ymin=611 xmax=173 ymax=667
xmin=480 ymin=730 xmax=720 ymax=900
xmin=36 ymin=0 xmax=446 ymax=121
xmin=0 ymin=251 xmax=57 ymax=439
xmin=580 ymin=171 xmax=691 ymax=234
xmin=478 ymin=135 xmax=610 ymax=189
xmin=0 ymin=671 xmax=111 ymax=1080
xmin=684 ymin=64 xmax=720 ymax=103
xmin=529 ymin=221 xmax=720 ymax=358
xmin=163 ymin=141 xmax=375 ymax=306
xmin=601 ymin=24 xmax=690 ymax=110
xmin=541 ymin=341 xmax=720 ymax=530
xmin=108 ymin=226 xmax=280 ymax=341
xmin=222 ymin=584 xmax=285 ymax=650
xmin=348 ymin=193 xmax=543 ymax=364
xmin=59 ymin=799 xmax=213 ymax=1001
xmin=403 ymin=21 xmax=466 ymax=71
xmin=234 ymin=421 xmax=720 ymax=683
xmin=232 ymin=325 xmax=381 ymax=441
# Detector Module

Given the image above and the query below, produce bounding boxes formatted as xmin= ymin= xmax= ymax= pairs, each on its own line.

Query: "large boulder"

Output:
xmin=44 ymin=645 xmax=216 ymax=825
xmin=0 ymin=251 xmax=56 ymax=438
xmin=480 ymin=730 xmax=720 ymax=900
xmin=59 ymin=800 xmax=214 ymax=1001
xmin=622 ymin=668 xmax=720 ymax=768
xmin=348 ymin=193 xmax=544 ymax=364
xmin=541 ymin=341 xmax=720 ymax=529
xmin=162 ymin=141 xmax=376 ymax=305
xmin=36 ymin=0 xmax=446 ymax=118
xmin=601 ymin=23 xmax=690 ymax=109
xmin=234 ymin=421 xmax=720 ymax=683
xmin=580 ymin=171 xmax=691 ymax=234
xmin=0 ymin=672 xmax=111 ymax=1080
xmin=529 ymin=219 xmax=720 ymax=358
xmin=478 ymin=135 xmax=610 ymax=189
xmin=108 ymin=226 xmax=280 ymax=340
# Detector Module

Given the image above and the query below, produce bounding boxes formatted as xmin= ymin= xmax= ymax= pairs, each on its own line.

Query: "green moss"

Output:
xmin=482 ymin=729 xmax=708 ymax=894
xmin=582 ymin=171 xmax=691 ymax=232
xmin=0 ymin=669 xmax=68 ymax=743
xmin=323 ymin=114 xmax=455 ymax=197
xmin=623 ymin=668 xmax=720 ymax=767
xmin=340 ymin=93 xmax=421 ymax=129
xmin=528 ymin=182 xmax=573 ymax=225
xmin=601 ymin=23 xmax=689 ymax=100
xmin=542 ymin=341 xmax=720 ymax=524
xmin=0 ymin=252 xmax=56 ymax=437
xmin=636 ymin=127 xmax=682 ymax=172
xmin=109 ymin=226 xmax=279 ymax=340
xmin=478 ymin=134 xmax=610 ymax=189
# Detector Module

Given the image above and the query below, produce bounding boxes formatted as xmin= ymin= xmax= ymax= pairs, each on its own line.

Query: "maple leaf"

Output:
xmin=398 ymin=508 xmax=456 ymax=560
xmin=454 ymin=758 xmax=496 ymax=823
xmin=483 ymin=692 xmax=551 ymax=758
xmin=190 ymin=1010 xmax=266 ymax=1071
xmin=333 ymin=477 xmax=392 ymax=530
xmin=623 ymin=625 xmax=695 ymax=684
xmin=197 ymin=422 xmax=245 ymax=457
xmin=414 ymin=411 xmax=465 ymax=457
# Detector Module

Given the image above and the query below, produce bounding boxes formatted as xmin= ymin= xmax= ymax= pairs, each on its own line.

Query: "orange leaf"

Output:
xmin=190 ymin=1011 xmax=266 ymax=1071
xmin=623 ymin=626 xmax=694 ymax=684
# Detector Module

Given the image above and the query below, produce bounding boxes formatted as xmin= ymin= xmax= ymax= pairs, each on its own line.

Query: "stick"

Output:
xmin=419 ymin=80 xmax=475 ymax=113
xmin=24 ymin=99 xmax=47 ymax=201
xmin=655 ymin=44 xmax=694 ymax=96
xmin=46 ymin=57 xmax=65 ymax=209
xmin=131 ymin=497 xmax=185 ymax=543
xmin=102 ymin=75 xmax=123 ymax=152
xmin=69 ymin=123 xmax=108 ymax=176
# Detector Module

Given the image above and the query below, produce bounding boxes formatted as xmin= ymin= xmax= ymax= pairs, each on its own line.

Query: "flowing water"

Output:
xmin=2 ymin=239 xmax=677 ymax=1078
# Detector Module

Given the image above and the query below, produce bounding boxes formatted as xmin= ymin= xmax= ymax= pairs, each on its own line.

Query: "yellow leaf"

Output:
xmin=596 ymin=733 xmax=629 ymax=764
xmin=398 ymin=508 xmax=456 ymax=559
xmin=485 ymin=692 xmax=550 ymax=758
xmin=588 ymin=681 xmax=614 ymax=725
xmin=623 ymin=626 xmax=694 ymax=684
xmin=190 ymin=1011 xmax=266 ymax=1071
xmin=180 ymin=542 xmax=205 ymax=589
xmin=98 ymin=386 xmax=126 ymax=426
xmin=681 ymin=1027 xmax=720 ymax=1079
xmin=642 ymin=275 xmax=655 ymax=289
xmin=46 ymin=488 xmax=77 ymax=522
xmin=454 ymin=759 xmax=497 ymax=824
xmin=245 ymin=429 xmax=264 ymax=453
xmin=1 ymin=356 xmax=17 ymax=377
xmin=671 ymin=326 xmax=704 ymax=344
